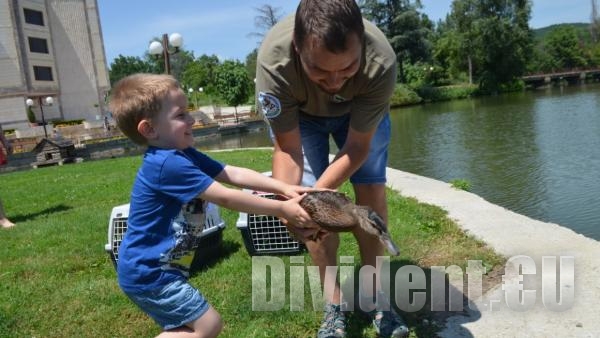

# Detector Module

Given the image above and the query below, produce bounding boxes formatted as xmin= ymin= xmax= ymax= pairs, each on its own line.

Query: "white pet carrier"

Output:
xmin=104 ymin=202 xmax=225 ymax=266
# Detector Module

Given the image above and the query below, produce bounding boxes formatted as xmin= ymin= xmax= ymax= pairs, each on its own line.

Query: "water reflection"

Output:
xmin=532 ymin=89 xmax=600 ymax=237
xmin=390 ymin=84 xmax=600 ymax=240
xmin=195 ymin=130 xmax=272 ymax=152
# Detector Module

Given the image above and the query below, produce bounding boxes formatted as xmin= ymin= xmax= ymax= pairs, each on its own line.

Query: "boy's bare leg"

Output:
xmin=0 ymin=199 xmax=15 ymax=228
xmin=156 ymin=306 xmax=222 ymax=338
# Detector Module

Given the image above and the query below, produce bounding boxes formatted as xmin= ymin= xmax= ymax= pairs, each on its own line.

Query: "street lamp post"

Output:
xmin=148 ymin=33 xmax=183 ymax=75
xmin=187 ymin=87 xmax=204 ymax=110
xmin=26 ymin=96 xmax=53 ymax=138
xmin=198 ymin=87 xmax=203 ymax=108
xmin=188 ymin=87 xmax=198 ymax=109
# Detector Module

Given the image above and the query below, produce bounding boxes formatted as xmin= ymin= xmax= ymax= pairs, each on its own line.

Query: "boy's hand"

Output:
xmin=280 ymin=194 xmax=323 ymax=241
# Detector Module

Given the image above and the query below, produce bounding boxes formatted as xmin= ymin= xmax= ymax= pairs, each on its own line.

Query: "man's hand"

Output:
xmin=279 ymin=185 xmax=330 ymax=200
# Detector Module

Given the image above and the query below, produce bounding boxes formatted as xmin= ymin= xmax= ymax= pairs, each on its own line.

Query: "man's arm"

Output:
xmin=315 ymin=126 xmax=375 ymax=189
xmin=271 ymin=126 xmax=304 ymax=185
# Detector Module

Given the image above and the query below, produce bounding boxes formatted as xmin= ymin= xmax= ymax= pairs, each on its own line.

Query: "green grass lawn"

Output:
xmin=0 ymin=149 xmax=503 ymax=337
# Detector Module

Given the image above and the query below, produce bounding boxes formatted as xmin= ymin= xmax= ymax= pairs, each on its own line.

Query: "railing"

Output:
xmin=522 ymin=68 xmax=600 ymax=81
xmin=7 ymin=127 xmax=124 ymax=153
xmin=213 ymin=111 xmax=257 ymax=126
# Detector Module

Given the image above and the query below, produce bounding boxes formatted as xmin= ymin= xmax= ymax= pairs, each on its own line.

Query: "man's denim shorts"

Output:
xmin=299 ymin=112 xmax=390 ymax=185
xmin=124 ymin=279 xmax=210 ymax=330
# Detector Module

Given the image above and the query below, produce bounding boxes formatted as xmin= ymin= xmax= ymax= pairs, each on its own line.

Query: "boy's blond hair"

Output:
xmin=109 ymin=73 xmax=180 ymax=145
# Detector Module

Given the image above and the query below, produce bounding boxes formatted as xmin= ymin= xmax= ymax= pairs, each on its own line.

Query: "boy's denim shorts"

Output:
xmin=299 ymin=112 xmax=390 ymax=185
xmin=124 ymin=279 xmax=210 ymax=330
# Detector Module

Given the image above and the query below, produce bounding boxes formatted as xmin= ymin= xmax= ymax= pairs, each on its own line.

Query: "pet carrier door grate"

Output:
xmin=236 ymin=193 xmax=305 ymax=255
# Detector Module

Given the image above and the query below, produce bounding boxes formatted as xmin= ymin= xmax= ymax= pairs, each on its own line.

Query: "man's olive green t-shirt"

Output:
xmin=255 ymin=15 xmax=397 ymax=133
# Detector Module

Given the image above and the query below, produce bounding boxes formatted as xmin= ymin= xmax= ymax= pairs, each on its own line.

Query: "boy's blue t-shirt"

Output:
xmin=117 ymin=146 xmax=224 ymax=292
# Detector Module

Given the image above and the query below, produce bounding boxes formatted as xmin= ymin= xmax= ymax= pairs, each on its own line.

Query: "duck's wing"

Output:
xmin=300 ymin=192 xmax=357 ymax=231
xmin=310 ymin=206 xmax=357 ymax=232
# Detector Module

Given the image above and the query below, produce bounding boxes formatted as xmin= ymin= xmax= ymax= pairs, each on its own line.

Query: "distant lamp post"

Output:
xmin=26 ymin=96 xmax=53 ymax=138
xmin=148 ymin=33 xmax=183 ymax=75
xmin=188 ymin=87 xmax=197 ymax=109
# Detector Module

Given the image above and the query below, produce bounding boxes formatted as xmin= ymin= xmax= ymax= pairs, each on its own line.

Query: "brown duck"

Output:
xmin=299 ymin=191 xmax=400 ymax=256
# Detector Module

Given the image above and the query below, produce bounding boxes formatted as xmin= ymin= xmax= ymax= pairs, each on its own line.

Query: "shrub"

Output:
xmin=499 ymin=79 xmax=526 ymax=93
xmin=26 ymin=107 xmax=36 ymax=123
xmin=52 ymin=119 xmax=85 ymax=127
xmin=390 ymin=83 xmax=422 ymax=107
xmin=450 ymin=178 xmax=472 ymax=191
xmin=416 ymin=84 xmax=479 ymax=102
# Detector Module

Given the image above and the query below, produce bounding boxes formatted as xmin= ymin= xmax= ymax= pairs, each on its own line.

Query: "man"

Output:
xmin=255 ymin=0 xmax=408 ymax=337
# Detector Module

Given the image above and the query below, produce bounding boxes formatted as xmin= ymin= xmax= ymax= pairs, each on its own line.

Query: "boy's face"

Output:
xmin=145 ymin=88 xmax=195 ymax=150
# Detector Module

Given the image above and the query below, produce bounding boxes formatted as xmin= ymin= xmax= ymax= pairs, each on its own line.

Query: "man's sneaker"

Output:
xmin=363 ymin=291 xmax=409 ymax=338
xmin=317 ymin=303 xmax=346 ymax=338
xmin=371 ymin=308 xmax=409 ymax=338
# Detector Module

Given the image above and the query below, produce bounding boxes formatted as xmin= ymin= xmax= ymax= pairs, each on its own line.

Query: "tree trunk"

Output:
xmin=468 ymin=55 xmax=473 ymax=85
xmin=397 ymin=55 xmax=405 ymax=83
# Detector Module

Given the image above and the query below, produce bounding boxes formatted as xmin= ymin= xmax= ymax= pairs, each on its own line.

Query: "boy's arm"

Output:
xmin=200 ymin=181 xmax=317 ymax=236
xmin=215 ymin=165 xmax=309 ymax=198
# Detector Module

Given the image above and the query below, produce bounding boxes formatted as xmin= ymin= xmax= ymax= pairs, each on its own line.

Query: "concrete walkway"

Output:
xmin=385 ymin=167 xmax=600 ymax=338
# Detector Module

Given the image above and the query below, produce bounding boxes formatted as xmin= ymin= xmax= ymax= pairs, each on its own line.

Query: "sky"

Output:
xmin=98 ymin=0 xmax=594 ymax=66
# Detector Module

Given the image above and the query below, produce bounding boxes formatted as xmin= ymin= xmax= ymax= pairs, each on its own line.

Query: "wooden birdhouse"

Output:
xmin=31 ymin=138 xmax=76 ymax=168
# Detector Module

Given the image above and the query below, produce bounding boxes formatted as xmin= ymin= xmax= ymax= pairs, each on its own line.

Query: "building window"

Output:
xmin=33 ymin=66 xmax=53 ymax=81
xmin=23 ymin=8 xmax=44 ymax=26
xmin=28 ymin=37 xmax=49 ymax=54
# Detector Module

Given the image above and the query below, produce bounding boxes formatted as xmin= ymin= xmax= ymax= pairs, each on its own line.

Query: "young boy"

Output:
xmin=109 ymin=73 xmax=317 ymax=337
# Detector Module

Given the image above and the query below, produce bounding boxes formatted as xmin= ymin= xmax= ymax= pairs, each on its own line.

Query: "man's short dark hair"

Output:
xmin=294 ymin=0 xmax=365 ymax=54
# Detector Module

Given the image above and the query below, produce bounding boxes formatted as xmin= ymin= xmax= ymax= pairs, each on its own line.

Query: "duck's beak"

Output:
xmin=382 ymin=235 xmax=400 ymax=256
xmin=367 ymin=211 xmax=400 ymax=256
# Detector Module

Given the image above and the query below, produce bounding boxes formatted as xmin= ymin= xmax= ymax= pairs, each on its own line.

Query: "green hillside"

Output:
xmin=533 ymin=23 xmax=593 ymax=43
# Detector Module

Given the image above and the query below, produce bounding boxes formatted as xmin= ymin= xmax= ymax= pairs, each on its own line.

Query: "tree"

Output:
xmin=245 ymin=48 xmax=258 ymax=102
xmin=181 ymin=54 xmax=221 ymax=97
xmin=544 ymin=25 xmax=588 ymax=69
xmin=213 ymin=60 xmax=252 ymax=117
xmin=248 ymin=4 xmax=284 ymax=43
xmin=245 ymin=48 xmax=258 ymax=82
xmin=108 ymin=55 xmax=152 ymax=85
xmin=435 ymin=0 xmax=532 ymax=92
xmin=360 ymin=0 xmax=433 ymax=82
xmin=446 ymin=0 xmax=478 ymax=84
xmin=591 ymin=0 xmax=600 ymax=43
xmin=432 ymin=19 xmax=466 ymax=83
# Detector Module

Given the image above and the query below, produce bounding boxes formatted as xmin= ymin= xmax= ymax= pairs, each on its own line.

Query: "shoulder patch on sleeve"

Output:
xmin=258 ymin=92 xmax=281 ymax=119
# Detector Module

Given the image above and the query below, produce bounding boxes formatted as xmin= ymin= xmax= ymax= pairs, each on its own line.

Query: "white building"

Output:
xmin=0 ymin=0 xmax=109 ymax=131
